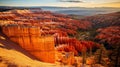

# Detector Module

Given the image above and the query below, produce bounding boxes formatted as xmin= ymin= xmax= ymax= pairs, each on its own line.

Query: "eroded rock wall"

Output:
xmin=2 ymin=25 xmax=55 ymax=63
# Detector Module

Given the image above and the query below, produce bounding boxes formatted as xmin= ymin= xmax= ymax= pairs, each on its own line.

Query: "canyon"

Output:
xmin=0 ymin=9 xmax=119 ymax=67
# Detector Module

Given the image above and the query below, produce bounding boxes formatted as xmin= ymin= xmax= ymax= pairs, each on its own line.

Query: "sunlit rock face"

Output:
xmin=2 ymin=25 xmax=55 ymax=63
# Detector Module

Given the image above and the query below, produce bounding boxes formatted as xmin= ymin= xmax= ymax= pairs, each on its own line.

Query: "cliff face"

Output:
xmin=0 ymin=33 xmax=60 ymax=67
xmin=2 ymin=25 xmax=55 ymax=63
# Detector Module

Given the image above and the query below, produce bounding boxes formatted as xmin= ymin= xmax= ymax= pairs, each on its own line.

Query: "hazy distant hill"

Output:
xmin=40 ymin=7 xmax=120 ymax=16
xmin=0 ymin=6 xmax=120 ymax=16
xmin=83 ymin=12 xmax=120 ymax=28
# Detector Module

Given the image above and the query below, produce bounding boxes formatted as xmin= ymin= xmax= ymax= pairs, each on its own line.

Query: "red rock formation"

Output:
xmin=96 ymin=26 xmax=120 ymax=45
xmin=55 ymin=37 xmax=100 ymax=55
xmin=56 ymin=44 xmax=78 ymax=56
xmin=2 ymin=25 xmax=55 ymax=63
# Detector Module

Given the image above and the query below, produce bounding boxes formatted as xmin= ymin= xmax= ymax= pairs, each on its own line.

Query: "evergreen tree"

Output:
xmin=94 ymin=44 xmax=108 ymax=66
xmin=89 ymin=46 xmax=92 ymax=56
xmin=109 ymin=46 xmax=120 ymax=67
xmin=81 ymin=47 xmax=87 ymax=67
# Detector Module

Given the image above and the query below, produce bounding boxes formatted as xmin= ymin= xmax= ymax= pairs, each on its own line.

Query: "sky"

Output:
xmin=0 ymin=0 xmax=120 ymax=7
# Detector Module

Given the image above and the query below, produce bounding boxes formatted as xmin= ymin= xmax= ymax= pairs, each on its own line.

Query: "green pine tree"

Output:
xmin=82 ymin=47 xmax=87 ymax=66
xmin=109 ymin=46 xmax=120 ymax=67
xmin=94 ymin=44 xmax=108 ymax=66
xmin=89 ymin=46 xmax=93 ymax=56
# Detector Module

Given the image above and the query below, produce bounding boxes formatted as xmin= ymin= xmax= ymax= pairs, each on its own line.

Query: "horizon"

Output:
xmin=0 ymin=5 xmax=120 ymax=9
